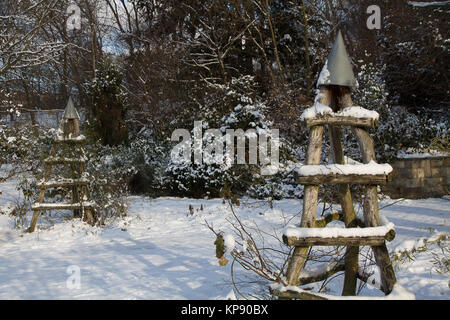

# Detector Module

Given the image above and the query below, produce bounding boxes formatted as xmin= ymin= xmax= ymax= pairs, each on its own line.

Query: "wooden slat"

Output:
xmin=37 ymin=179 xmax=89 ymax=189
xmin=283 ymin=231 xmax=395 ymax=247
xmin=296 ymin=173 xmax=391 ymax=185
xmin=31 ymin=202 xmax=94 ymax=211
xmin=304 ymin=115 xmax=378 ymax=128
xmin=44 ymin=157 xmax=86 ymax=164
xmin=54 ymin=137 xmax=86 ymax=143
xmin=270 ymin=288 xmax=328 ymax=300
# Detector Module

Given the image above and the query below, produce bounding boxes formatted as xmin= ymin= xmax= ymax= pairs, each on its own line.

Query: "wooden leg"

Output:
xmin=352 ymin=127 xmax=397 ymax=294
xmin=286 ymin=125 xmax=324 ymax=286
xmin=28 ymin=189 xmax=46 ymax=233
xmin=28 ymin=210 xmax=41 ymax=233
xmin=286 ymin=185 xmax=319 ymax=285
xmin=73 ymin=186 xmax=81 ymax=218
xmin=328 ymin=125 xmax=358 ymax=295
xmin=84 ymin=208 xmax=94 ymax=226
xmin=81 ymin=185 xmax=94 ymax=226
xmin=364 ymin=186 xmax=396 ymax=294
xmin=339 ymin=184 xmax=359 ymax=296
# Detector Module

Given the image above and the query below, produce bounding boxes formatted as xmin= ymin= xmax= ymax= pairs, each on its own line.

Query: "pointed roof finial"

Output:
xmin=317 ymin=30 xmax=356 ymax=88
xmin=63 ymin=96 xmax=80 ymax=120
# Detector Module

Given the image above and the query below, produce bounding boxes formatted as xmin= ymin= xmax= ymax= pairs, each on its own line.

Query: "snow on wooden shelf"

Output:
xmin=283 ymin=214 xmax=395 ymax=247
xmin=31 ymin=201 xmax=95 ymax=211
xmin=36 ymin=178 xmax=89 ymax=188
xmin=300 ymin=104 xmax=380 ymax=127
xmin=296 ymin=161 xmax=393 ymax=176
xmin=294 ymin=161 xmax=393 ymax=185
xmin=55 ymin=134 xmax=86 ymax=143
xmin=269 ymin=282 xmax=415 ymax=300
xmin=44 ymin=156 xmax=87 ymax=164
xmin=296 ymin=173 xmax=390 ymax=185
xmin=301 ymin=104 xmax=379 ymax=120
xmin=300 ymin=103 xmax=333 ymax=120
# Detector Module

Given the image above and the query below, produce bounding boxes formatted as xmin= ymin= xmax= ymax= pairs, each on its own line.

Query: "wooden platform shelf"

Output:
xmin=304 ymin=115 xmax=378 ymax=128
xmin=296 ymin=173 xmax=391 ymax=185
xmin=37 ymin=179 xmax=89 ymax=189
xmin=31 ymin=202 xmax=94 ymax=211
xmin=269 ymin=283 xmax=414 ymax=300
xmin=283 ymin=225 xmax=396 ymax=247
xmin=44 ymin=157 xmax=86 ymax=164
xmin=54 ymin=136 xmax=87 ymax=143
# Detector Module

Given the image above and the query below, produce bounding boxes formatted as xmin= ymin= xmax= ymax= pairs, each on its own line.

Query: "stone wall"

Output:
xmin=382 ymin=156 xmax=450 ymax=199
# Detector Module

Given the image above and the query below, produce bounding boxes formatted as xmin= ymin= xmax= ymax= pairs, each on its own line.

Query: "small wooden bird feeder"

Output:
xmin=28 ymin=96 xmax=94 ymax=232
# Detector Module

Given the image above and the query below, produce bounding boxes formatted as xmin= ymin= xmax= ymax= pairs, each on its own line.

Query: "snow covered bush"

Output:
xmin=165 ymin=101 xmax=267 ymax=198
xmin=83 ymin=128 xmax=170 ymax=218
xmin=0 ymin=124 xmax=53 ymax=182
xmin=380 ymin=2 xmax=449 ymax=109
xmin=374 ymin=108 xmax=448 ymax=161
xmin=83 ymin=142 xmax=132 ymax=222
xmin=347 ymin=60 xmax=448 ymax=162
xmin=120 ymin=129 xmax=170 ymax=196
xmin=166 ymin=80 xmax=302 ymax=199
xmin=86 ymin=57 xmax=128 ymax=146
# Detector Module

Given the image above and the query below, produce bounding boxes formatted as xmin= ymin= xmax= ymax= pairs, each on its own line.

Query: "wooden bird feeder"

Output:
xmin=271 ymin=31 xmax=398 ymax=299
xmin=28 ymin=96 xmax=95 ymax=232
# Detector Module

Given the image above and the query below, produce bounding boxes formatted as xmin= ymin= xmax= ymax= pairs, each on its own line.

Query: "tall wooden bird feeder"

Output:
xmin=272 ymin=31 xmax=398 ymax=299
xmin=28 ymin=97 xmax=95 ymax=232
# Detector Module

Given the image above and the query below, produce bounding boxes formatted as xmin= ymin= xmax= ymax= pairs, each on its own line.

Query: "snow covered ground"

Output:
xmin=0 ymin=178 xmax=448 ymax=300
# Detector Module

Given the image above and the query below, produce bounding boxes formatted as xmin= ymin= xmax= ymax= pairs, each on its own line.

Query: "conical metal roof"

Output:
xmin=63 ymin=96 xmax=80 ymax=120
xmin=317 ymin=31 xmax=356 ymax=88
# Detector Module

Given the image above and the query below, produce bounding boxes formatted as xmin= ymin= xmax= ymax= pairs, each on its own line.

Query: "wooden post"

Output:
xmin=285 ymin=88 xmax=330 ymax=286
xmin=73 ymin=118 xmax=80 ymax=137
xmin=28 ymin=149 xmax=56 ymax=233
xmin=329 ymin=86 xmax=359 ymax=296
xmin=285 ymin=125 xmax=323 ymax=285
xmin=352 ymin=127 xmax=397 ymax=294
xmin=28 ymin=189 xmax=45 ymax=233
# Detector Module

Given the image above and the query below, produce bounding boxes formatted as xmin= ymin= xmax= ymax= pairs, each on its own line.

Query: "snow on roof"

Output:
xmin=317 ymin=60 xmax=331 ymax=87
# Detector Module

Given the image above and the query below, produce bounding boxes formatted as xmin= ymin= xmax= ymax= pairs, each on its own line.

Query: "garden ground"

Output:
xmin=0 ymin=178 xmax=448 ymax=299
